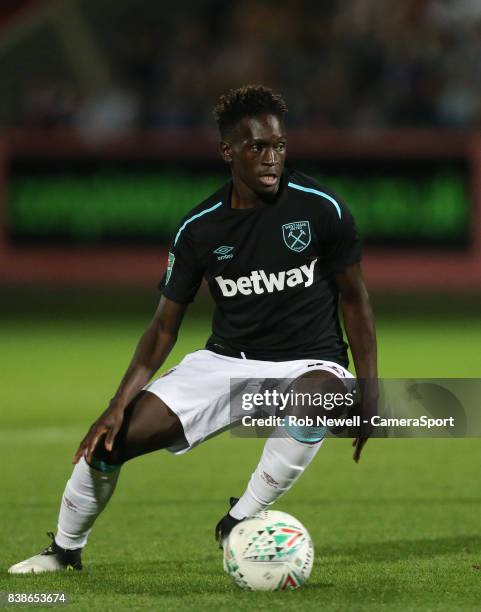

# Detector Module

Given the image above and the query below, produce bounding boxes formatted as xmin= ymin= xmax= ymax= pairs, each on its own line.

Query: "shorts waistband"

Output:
xmin=205 ymin=343 xmax=347 ymax=367
xmin=207 ymin=343 xmax=249 ymax=359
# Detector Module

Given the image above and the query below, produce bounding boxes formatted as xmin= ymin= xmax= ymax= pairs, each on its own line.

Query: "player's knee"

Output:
xmin=94 ymin=392 xmax=187 ymax=465
xmin=90 ymin=391 xmax=187 ymax=466
xmin=91 ymin=439 xmax=125 ymax=468
xmin=122 ymin=391 xmax=187 ymax=456
xmin=283 ymin=370 xmax=346 ymax=444
xmin=291 ymin=370 xmax=346 ymax=416
xmin=88 ymin=447 xmax=124 ymax=473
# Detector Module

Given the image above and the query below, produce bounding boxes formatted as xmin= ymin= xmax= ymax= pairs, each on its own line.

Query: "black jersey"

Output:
xmin=161 ymin=169 xmax=361 ymax=366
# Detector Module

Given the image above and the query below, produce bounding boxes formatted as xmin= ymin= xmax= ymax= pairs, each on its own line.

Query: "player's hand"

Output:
xmin=352 ymin=408 xmax=374 ymax=463
xmin=73 ymin=402 xmax=125 ymax=464
xmin=352 ymin=383 xmax=378 ymax=463
xmin=352 ymin=437 xmax=368 ymax=463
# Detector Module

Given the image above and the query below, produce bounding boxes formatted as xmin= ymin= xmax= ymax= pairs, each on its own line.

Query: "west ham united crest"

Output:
xmin=282 ymin=220 xmax=311 ymax=253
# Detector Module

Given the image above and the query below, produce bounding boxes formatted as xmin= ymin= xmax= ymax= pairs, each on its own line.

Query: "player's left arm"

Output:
xmin=336 ymin=262 xmax=378 ymax=463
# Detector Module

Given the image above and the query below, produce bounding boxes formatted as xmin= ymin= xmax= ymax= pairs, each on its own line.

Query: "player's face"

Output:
xmin=222 ymin=114 xmax=287 ymax=197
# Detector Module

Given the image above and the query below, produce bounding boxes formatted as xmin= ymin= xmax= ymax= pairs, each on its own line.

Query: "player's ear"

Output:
xmin=219 ymin=141 xmax=233 ymax=163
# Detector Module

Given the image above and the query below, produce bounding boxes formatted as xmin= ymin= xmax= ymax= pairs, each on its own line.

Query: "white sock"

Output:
xmin=55 ymin=456 xmax=120 ymax=550
xmin=229 ymin=430 xmax=324 ymax=520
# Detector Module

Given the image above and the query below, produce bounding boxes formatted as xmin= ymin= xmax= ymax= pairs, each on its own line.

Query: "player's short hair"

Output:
xmin=213 ymin=85 xmax=288 ymax=138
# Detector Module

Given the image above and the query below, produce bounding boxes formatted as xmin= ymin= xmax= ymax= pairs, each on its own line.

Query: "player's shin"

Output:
xmin=55 ymin=455 xmax=121 ymax=550
xmin=229 ymin=427 xmax=324 ymax=520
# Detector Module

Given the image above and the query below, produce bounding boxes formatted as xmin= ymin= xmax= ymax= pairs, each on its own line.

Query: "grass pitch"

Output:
xmin=1 ymin=309 xmax=481 ymax=611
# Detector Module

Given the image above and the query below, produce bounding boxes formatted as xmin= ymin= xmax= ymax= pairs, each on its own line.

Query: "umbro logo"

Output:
xmin=214 ymin=245 xmax=234 ymax=255
xmin=261 ymin=471 xmax=279 ymax=488
xmin=213 ymin=245 xmax=234 ymax=261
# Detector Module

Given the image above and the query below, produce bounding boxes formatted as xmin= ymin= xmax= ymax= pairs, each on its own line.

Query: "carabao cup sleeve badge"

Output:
xmin=166 ymin=251 xmax=175 ymax=284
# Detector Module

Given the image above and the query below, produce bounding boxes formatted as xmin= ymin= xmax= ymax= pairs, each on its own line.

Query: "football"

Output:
xmin=223 ymin=510 xmax=314 ymax=591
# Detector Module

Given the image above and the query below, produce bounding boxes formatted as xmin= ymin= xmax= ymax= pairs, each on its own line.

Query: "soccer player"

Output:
xmin=9 ymin=85 xmax=377 ymax=573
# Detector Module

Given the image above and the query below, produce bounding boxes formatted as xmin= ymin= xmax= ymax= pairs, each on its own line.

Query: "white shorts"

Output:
xmin=144 ymin=349 xmax=354 ymax=454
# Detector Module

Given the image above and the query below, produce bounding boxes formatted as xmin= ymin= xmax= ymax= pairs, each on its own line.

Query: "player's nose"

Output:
xmin=262 ymin=148 xmax=276 ymax=165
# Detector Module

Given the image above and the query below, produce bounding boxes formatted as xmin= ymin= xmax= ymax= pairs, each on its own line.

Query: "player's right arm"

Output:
xmin=74 ymin=216 xmax=204 ymax=464
xmin=72 ymin=296 xmax=187 ymax=464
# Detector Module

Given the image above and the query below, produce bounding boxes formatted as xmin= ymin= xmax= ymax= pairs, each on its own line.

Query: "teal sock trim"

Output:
xmin=283 ymin=423 xmax=326 ymax=444
xmin=88 ymin=456 xmax=122 ymax=473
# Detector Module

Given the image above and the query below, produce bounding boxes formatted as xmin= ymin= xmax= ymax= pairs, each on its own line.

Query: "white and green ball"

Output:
xmin=223 ymin=510 xmax=314 ymax=591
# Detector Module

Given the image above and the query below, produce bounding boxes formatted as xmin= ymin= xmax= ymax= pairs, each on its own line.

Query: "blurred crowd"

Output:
xmin=8 ymin=0 xmax=481 ymax=133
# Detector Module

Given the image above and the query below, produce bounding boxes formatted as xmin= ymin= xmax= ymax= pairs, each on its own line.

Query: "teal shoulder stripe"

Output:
xmin=174 ymin=201 xmax=223 ymax=246
xmin=288 ymin=182 xmax=342 ymax=219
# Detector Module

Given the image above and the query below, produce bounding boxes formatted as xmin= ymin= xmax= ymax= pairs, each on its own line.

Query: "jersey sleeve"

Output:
xmin=320 ymin=198 xmax=362 ymax=274
xmin=160 ymin=224 xmax=204 ymax=304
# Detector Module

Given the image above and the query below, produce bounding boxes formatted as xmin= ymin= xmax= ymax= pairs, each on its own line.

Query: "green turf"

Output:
xmin=1 ymin=312 xmax=480 ymax=611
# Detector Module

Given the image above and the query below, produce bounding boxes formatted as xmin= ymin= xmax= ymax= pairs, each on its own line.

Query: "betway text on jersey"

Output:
xmin=215 ymin=258 xmax=317 ymax=297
